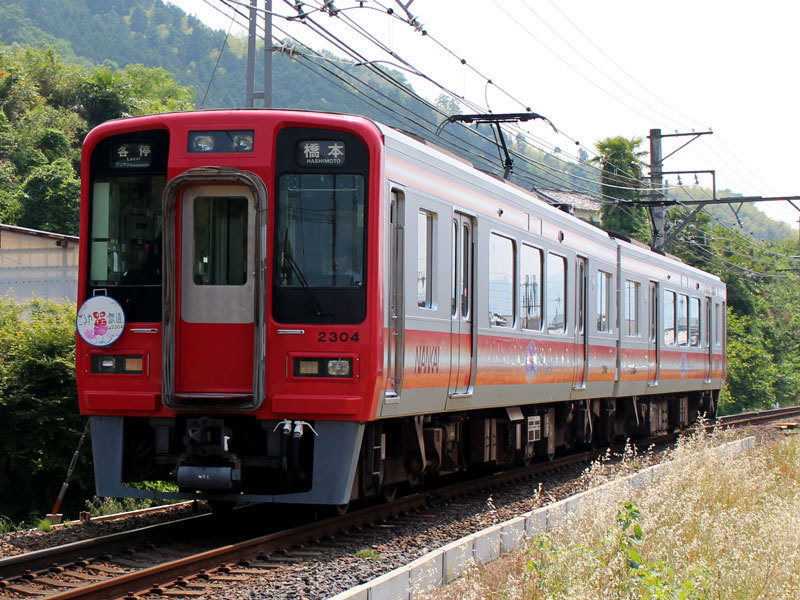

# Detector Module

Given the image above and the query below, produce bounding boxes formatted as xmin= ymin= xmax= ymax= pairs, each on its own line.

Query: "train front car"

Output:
xmin=76 ymin=111 xmax=385 ymax=505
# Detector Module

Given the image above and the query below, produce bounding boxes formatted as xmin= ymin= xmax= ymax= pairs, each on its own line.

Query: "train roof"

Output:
xmin=378 ymin=122 xmax=724 ymax=295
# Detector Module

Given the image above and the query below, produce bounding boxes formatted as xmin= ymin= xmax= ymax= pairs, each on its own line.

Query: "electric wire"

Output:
xmin=204 ymin=0 xmax=793 ymax=254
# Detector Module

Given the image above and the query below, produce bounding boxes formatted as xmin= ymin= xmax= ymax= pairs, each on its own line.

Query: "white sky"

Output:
xmin=166 ymin=0 xmax=800 ymax=226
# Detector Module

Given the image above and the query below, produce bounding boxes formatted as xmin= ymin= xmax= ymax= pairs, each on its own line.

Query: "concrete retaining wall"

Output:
xmin=328 ymin=436 xmax=755 ymax=600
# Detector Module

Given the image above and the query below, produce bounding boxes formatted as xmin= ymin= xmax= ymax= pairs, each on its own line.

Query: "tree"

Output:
xmin=592 ymin=136 xmax=650 ymax=242
xmin=18 ymin=158 xmax=80 ymax=235
xmin=0 ymin=299 xmax=90 ymax=523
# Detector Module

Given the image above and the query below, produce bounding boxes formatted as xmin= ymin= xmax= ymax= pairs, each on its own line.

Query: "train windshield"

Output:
xmin=89 ymin=176 xmax=165 ymax=288
xmin=275 ymin=173 xmax=365 ymax=288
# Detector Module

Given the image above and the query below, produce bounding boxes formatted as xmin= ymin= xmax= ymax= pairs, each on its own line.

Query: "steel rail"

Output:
xmin=7 ymin=405 xmax=798 ymax=600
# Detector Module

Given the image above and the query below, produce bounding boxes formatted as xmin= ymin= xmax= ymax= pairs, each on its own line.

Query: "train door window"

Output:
xmin=451 ymin=220 xmax=458 ymax=316
xmin=689 ymin=297 xmax=701 ymax=347
xmin=192 ymin=196 xmax=248 ymax=285
xmin=677 ymin=294 xmax=688 ymax=345
xmin=576 ymin=259 xmax=586 ymax=335
xmin=461 ymin=222 xmax=471 ymax=318
xmin=417 ymin=210 xmax=435 ymax=308
xmin=624 ymin=280 xmax=640 ymax=336
xmin=714 ymin=302 xmax=722 ymax=346
xmin=520 ymin=244 xmax=542 ymax=330
xmin=489 ymin=233 xmax=515 ymax=327
xmin=546 ymin=253 xmax=567 ymax=334
xmin=664 ymin=290 xmax=676 ymax=345
xmin=596 ymin=270 xmax=612 ymax=332
xmin=649 ymin=282 xmax=658 ymax=342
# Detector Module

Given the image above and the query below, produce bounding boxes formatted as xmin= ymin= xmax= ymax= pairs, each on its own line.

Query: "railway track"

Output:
xmin=718 ymin=405 xmax=800 ymax=427
xmin=1 ymin=405 xmax=795 ymax=600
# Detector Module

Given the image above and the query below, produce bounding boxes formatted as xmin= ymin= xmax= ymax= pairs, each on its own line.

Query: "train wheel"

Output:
xmin=335 ymin=503 xmax=350 ymax=516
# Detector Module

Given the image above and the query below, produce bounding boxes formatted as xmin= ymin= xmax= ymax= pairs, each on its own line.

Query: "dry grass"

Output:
xmin=428 ymin=429 xmax=800 ymax=600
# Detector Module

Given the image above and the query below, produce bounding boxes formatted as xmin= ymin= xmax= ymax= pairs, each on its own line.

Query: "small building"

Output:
xmin=0 ymin=223 xmax=78 ymax=302
xmin=537 ymin=189 xmax=603 ymax=224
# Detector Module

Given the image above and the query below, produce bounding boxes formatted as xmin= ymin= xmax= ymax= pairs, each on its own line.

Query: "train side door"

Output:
xmin=705 ymin=297 xmax=713 ymax=383
xmin=449 ymin=213 xmax=474 ymax=397
xmin=647 ymin=281 xmax=659 ymax=386
xmin=573 ymin=257 xmax=588 ymax=389
xmin=175 ymin=185 xmax=259 ymax=401
xmin=385 ymin=190 xmax=405 ymax=401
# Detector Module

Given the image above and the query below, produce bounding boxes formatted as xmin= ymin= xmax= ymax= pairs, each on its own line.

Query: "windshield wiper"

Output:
xmin=284 ymin=251 xmax=328 ymax=317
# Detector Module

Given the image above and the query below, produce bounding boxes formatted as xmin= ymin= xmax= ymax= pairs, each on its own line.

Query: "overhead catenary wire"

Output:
xmin=203 ymin=0 xmax=796 ymax=247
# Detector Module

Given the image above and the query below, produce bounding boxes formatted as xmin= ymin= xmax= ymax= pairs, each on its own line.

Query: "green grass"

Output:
xmin=433 ymin=431 xmax=800 ymax=599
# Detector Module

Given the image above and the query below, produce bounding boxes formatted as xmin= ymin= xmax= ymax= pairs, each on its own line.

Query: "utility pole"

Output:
xmin=245 ymin=0 xmax=273 ymax=108
xmin=649 ymin=129 xmax=664 ymax=254
xmin=647 ymin=129 xmax=713 ymax=254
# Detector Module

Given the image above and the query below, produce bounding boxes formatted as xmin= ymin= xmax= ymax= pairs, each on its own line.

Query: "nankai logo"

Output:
xmin=415 ymin=345 xmax=440 ymax=374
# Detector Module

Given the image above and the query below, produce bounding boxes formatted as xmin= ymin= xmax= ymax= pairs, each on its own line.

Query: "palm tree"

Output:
xmin=592 ymin=136 xmax=650 ymax=242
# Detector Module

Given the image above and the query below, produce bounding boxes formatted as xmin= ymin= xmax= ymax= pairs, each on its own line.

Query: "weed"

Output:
xmin=36 ymin=519 xmax=52 ymax=532
xmin=0 ymin=515 xmax=17 ymax=534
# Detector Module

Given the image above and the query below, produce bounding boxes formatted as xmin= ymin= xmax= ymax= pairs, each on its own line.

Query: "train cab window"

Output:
xmin=87 ymin=130 xmax=170 ymax=323
xmin=596 ymin=270 xmax=612 ymax=332
xmin=624 ymin=280 xmax=640 ymax=336
xmin=90 ymin=176 xmax=165 ymax=288
xmin=192 ymin=196 xmax=248 ymax=285
xmin=689 ymin=296 xmax=701 ymax=347
xmin=520 ymin=244 xmax=542 ymax=330
xmin=489 ymin=233 xmax=515 ymax=327
xmin=418 ymin=210 xmax=434 ymax=308
xmin=714 ymin=303 xmax=722 ymax=346
xmin=677 ymin=294 xmax=689 ymax=345
xmin=664 ymin=291 xmax=676 ymax=345
xmin=546 ymin=253 xmax=567 ymax=334
xmin=275 ymin=173 xmax=365 ymax=289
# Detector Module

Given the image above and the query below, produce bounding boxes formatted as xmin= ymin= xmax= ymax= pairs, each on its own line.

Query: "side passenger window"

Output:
xmin=489 ymin=233 xmax=515 ymax=327
xmin=596 ymin=271 xmax=612 ymax=332
xmin=520 ymin=245 xmax=542 ymax=330
xmin=546 ymin=254 xmax=567 ymax=333
xmin=417 ymin=210 xmax=434 ymax=308
xmin=664 ymin=291 xmax=676 ymax=345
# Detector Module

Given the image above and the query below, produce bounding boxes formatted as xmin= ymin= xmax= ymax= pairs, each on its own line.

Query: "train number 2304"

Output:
xmin=318 ymin=331 xmax=360 ymax=343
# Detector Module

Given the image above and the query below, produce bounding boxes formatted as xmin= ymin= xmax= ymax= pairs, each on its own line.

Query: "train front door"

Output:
xmin=449 ymin=213 xmax=474 ymax=397
xmin=162 ymin=172 xmax=267 ymax=410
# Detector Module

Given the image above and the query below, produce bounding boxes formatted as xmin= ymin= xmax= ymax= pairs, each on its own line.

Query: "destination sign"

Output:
xmin=297 ymin=140 xmax=346 ymax=167
xmin=110 ymin=142 xmax=153 ymax=168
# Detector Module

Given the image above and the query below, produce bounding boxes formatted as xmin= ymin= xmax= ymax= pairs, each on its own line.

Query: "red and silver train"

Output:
xmin=76 ymin=110 xmax=726 ymax=506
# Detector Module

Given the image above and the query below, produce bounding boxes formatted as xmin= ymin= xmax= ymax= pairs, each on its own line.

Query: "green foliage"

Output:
xmin=719 ymin=310 xmax=779 ymax=413
xmin=592 ymin=136 xmax=651 ymax=242
xmin=0 ymin=43 xmax=193 ymax=234
xmin=19 ymin=158 xmax=80 ymax=235
xmin=0 ymin=515 xmax=17 ymax=534
xmin=0 ymin=298 xmax=93 ymax=523
xmin=526 ymin=501 xmax=708 ymax=599
xmin=36 ymin=518 xmax=52 ymax=532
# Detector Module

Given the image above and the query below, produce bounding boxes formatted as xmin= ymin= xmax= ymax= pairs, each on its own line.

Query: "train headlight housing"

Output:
xmin=91 ymin=354 xmax=144 ymax=374
xmin=292 ymin=357 xmax=354 ymax=378
xmin=232 ymin=133 xmax=254 ymax=152
xmin=327 ymin=359 xmax=351 ymax=377
xmin=190 ymin=134 xmax=215 ymax=152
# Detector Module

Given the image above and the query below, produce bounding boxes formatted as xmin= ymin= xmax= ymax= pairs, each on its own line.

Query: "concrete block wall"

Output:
xmin=328 ymin=436 xmax=755 ymax=600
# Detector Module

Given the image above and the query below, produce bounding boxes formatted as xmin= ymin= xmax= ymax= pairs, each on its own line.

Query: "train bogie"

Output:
xmin=76 ymin=110 xmax=725 ymax=507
